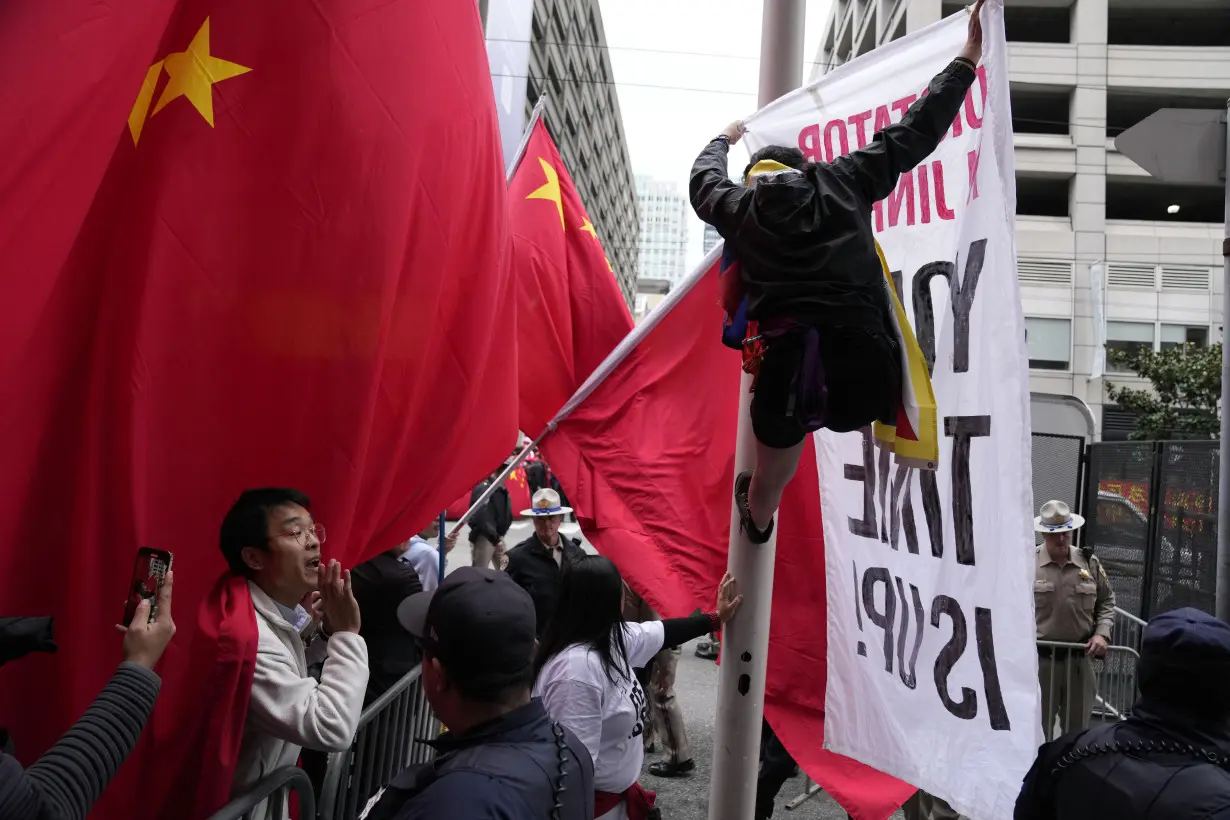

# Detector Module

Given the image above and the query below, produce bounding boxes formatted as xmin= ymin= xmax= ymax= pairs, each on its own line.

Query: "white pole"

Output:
xmin=1216 ymin=98 xmax=1230 ymax=623
xmin=708 ymin=3 xmax=805 ymax=819
xmin=507 ymin=95 xmax=547 ymax=183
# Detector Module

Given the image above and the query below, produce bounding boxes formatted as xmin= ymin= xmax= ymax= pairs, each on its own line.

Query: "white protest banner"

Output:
xmin=743 ymin=3 xmax=1040 ymax=817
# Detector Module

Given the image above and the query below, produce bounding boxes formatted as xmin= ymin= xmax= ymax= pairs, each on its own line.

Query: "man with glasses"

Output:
xmin=220 ymin=488 xmax=369 ymax=819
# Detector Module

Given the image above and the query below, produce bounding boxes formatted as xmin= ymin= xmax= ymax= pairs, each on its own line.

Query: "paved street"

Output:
xmin=443 ymin=521 xmax=906 ymax=819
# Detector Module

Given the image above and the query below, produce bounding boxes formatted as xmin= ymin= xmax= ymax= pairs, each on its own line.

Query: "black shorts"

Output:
xmin=750 ymin=324 xmax=901 ymax=449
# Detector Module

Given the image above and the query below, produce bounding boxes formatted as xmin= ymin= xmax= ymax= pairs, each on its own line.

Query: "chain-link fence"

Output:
xmin=1083 ymin=440 xmax=1220 ymax=620
xmin=1031 ymin=432 xmax=1087 ymax=546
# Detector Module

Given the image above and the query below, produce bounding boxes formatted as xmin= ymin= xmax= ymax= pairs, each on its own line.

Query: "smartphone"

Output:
xmin=123 ymin=547 xmax=174 ymax=627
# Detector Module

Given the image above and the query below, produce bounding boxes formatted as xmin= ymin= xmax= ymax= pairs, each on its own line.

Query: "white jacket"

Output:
xmin=231 ymin=581 xmax=369 ymax=819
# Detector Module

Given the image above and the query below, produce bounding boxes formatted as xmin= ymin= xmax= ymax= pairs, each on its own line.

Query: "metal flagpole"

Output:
xmin=1216 ymin=97 xmax=1230 ymax=622
xmin=709 ymin=3 xmax=805 ymax=819
xmin=507 ymin=94 xmax=547 ymax=184
xmin=437 ymin=510 xmax=448 ymax=582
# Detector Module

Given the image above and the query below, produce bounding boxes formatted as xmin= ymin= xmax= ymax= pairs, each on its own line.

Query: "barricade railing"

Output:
xmin=208 ymin=766 xmax=316 ymax=820
xmin=784 ymin=611 xmax=1148 ymax=810
xmin=1038 ymin=639 xmax=1140 ymax=740
xmin=318 ymin=664 xmax=439 ymax=820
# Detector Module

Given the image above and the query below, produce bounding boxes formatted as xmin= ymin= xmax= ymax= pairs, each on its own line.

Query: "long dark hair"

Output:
xmin=535 ymin=555 xmax=630 ymax=687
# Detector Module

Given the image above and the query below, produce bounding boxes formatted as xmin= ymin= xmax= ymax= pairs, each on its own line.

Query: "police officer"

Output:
xmin=1014 ymin=608 xmax=1230 ymax=819
xmin=1034 ymin=500 xmax=1115 ymax=739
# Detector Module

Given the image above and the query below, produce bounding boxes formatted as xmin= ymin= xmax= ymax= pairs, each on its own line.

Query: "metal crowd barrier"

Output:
xmin=318 ymin=664 xmax=439 ymax=820
xmin=1038 ymin=638 xmax=1141 ymax=740
xmin=208 ymin=766 xmax=316 ymax=820
xmin=785 ymin=607 xmax=1148 ymax=810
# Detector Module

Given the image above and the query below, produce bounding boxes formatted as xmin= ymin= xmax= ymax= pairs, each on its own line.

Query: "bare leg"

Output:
xmin=748 ymin=438 xmax=806 ymax=530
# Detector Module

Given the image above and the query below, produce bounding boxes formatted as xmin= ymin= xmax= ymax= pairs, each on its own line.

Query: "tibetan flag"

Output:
xmin=872 ymin=240 xmax=940 ymax=470
xmin=0 ymin=1 xmax=514 ymax=817
xmin=507 ymin=117 xmax=634 ymax=435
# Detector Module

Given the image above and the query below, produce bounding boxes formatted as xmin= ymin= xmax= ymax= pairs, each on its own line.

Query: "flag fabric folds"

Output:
xmin=0 ymin=0 xmax=514 ymax=816
xmin=870 ymin=240 xmax=940 ymax=470
xmin=507 ymin=117 xmax=635 ymax=435
xmin=540 ymin=254 xmax=915 ymax=820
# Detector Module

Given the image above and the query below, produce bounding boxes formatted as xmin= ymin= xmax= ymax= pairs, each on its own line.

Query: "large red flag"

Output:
xmin=0 ymin=0 xmax=514 ymax=815
xmin=541 ymin=257 xmax=916 ymax=819
xmin=507 ymin=118 xmax=634 ymax=434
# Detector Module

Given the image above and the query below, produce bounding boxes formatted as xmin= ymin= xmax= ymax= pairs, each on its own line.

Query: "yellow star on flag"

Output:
xmin=579 ymin=218 xmax=598 ymax=239
xmin=151 ymin=18 xmax=252 ymax=127
xmin=526 ymin=158 xmax=565 ymax=231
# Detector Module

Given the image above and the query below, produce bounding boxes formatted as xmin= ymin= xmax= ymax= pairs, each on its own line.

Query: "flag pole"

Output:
xmin=443 ymin=243 xmax=725 ymax=541
xmin=709 ymin=3 xmax=805 ymax=820
xmin=506 ymin=94 xmax=547 ymax=182
xmin=436 ymin=509 xmax=448 ymax=583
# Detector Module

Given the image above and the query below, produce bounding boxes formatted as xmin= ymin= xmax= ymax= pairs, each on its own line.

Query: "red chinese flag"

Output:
xmin=0 ymin=1 xmax=514 ymax=816
xmin=507 ymin=118 xmax=634 ymax=434
xmin=541 ymin=258 xmax=916 ymax=819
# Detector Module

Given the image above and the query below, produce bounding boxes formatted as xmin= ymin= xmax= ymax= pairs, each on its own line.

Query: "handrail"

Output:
xmin=208 ymin=766 xmax=316 ymax=820
xmin=318 ymin=663 xmax=434 ymax=820
xmin=1114 ymin=606 xmax=1147 ymax=628
xmin=357 ymin=664 xmax=424 ymax=730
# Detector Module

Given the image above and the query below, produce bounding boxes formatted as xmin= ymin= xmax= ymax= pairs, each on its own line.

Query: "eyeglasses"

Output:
xmin=274 ymin=522 xmax=326 ymax=546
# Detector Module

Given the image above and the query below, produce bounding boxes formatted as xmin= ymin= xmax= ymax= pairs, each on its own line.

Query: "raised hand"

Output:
xmin=715 ymin=571 xmax=744 ymax=624
xmin=319 ymin=560 xmax=361 ymax=634
xmin=959 ymin=0 xmax=986 ymax=65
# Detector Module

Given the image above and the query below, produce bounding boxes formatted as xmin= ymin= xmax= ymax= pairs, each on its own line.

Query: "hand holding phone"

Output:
xmin=123 ymin=548 xmax=173 ymax=627
xmin=116 ymin=569 xmax=176 ymax=670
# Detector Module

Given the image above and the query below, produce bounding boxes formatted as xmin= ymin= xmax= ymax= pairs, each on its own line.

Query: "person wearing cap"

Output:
xmin=1014 ymin=608 xmax=1230 ymax=819
xmin=1034 ymin=499 xmax=1115 ymax=738
xmin=359 ymin=567 xmax=594 ymax=820
xmin=505 ymin=488 xmax=587 ymax=637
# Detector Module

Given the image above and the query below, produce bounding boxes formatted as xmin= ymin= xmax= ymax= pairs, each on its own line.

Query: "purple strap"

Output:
xmin=761 ymin=319 xmax=828 ymax=432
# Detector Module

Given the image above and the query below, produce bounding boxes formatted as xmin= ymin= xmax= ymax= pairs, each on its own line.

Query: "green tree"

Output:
xmin=1105 ymin=342 xmax=1222 ymax=440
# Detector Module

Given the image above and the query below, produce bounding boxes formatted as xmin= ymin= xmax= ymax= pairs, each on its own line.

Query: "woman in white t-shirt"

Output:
xmin=533 ymin=555 xmax=742 ymax=820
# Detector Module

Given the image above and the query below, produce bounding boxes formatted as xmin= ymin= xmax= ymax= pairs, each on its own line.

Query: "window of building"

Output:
xmin=1160 ymin=324 xmax=1209 ymax=353
xmin=1106 ymin=179 xmax=1224 ymax=224
xmin=1024 ymin=317 xmax=1071 ymax=370
xmin=1106 ymin=321 xmax=1155 ymax=372
xmin=1017 ymin=176 xmax=1071 ymax=218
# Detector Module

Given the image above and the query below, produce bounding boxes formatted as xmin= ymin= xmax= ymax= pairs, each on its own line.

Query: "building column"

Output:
xmin=1069 ymin=0 xmax=1109 ymax=425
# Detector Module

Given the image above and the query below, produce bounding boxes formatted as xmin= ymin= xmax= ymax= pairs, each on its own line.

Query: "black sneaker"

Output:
xmin=648 ymin=758 xmax=695 ymax=778
xmin=734 ymin=470 xmax=774 ymax=544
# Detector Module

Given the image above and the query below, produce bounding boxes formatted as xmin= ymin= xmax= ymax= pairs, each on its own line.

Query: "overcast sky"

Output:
xmin=598 ymin=0 xmax=833 ymax=270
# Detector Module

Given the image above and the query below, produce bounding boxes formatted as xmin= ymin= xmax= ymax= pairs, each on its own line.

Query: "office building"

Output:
xmin=703 ymin=223 xmax=721 ymax=255
xmin=815 ymin=0 xmax=1227 ymax=439
xmin=634 ymin=277 xmax=671 ymax=324
xmin=636 ymin=175 xmax=690 ymax=287
xmin=516 ymin=0 xmax=640 ymax=305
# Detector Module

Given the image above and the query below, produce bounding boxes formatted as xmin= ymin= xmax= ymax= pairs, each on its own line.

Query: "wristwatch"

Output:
xmin=714 ymin=134 xmax=730 ymax=145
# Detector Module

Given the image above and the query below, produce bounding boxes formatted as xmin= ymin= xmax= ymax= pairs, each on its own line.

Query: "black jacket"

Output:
xmin=689 ymin=58 xmax=977 ymax=325
xmin=468 ymin=478 xmax=513 ymax=545
xmin=350 ymin=553 xmax=423 ymax=704
xmin=1015 ymin=700 xmax=1230 ymax=819
xmin=365 ymin=699 xmax=594 ymax=820
xmin=505 ymin=533 xmax=587 ymax=637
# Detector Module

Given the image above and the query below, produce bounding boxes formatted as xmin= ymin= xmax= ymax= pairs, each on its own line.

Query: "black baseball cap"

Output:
xmin=397 ymin=567 xmax=537 ymax=685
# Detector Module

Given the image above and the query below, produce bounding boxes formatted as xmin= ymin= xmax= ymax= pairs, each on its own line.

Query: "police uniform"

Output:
xmin=621 ymin=584 xmax=693 ymax=774
xmin=1035 ymin=543 xmax=1115 ymax=738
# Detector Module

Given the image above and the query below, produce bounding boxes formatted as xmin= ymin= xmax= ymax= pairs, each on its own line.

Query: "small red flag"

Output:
xmin=507 ymin=118 xmax=634 ymax=435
